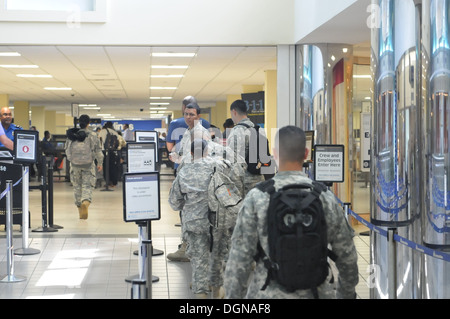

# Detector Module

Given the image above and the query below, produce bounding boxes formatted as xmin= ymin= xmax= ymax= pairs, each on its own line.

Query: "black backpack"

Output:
xmin=104 ymin=128 xmax=119 ymax=151
xmin=255 ymin=179 xmax=336 ymax=298
xmin=236 ymin=122 xmax=272 ymax=175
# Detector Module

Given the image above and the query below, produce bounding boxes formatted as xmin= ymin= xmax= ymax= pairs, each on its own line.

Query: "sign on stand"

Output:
xmin=13 ymin=130 xmax=39 ymax=165
xmin=127 ymin=142 xmax=156 ymax=173
xmin=123 ymin=172 xmax=160 ymax=223
xmin=135 ymin=131 xmax=159 ymax=162
xmin=314 ymin=144 xmax=345 ymax=184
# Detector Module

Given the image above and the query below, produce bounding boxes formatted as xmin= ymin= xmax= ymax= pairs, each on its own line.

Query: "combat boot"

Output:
xmin=78 ymin=206 xmax=83 ymax=219
xmin=212 ymin=286 xmax=225 ymax=299
xmin=80 ymin=200 xmax=90 ymax=220
xmin=166 ymin=241 xmax=189 ymax=262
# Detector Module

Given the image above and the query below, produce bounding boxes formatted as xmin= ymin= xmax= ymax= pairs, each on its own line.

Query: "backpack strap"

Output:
xmin=236 ymin=122 xmax=251 ymax=129
xmin=255 ymin=178 xmax=275 ymax=194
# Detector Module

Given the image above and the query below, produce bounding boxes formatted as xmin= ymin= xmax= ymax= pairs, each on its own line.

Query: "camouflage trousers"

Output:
xmin=185 ymin=228 xmax=211 ymax=294
xmin=70 ymin=164 xmax=96 ymax=207
xmin=209 ymin=225 xmax=231 ymax=288
xmin=184 ymin=216 xmax=232 ymax=293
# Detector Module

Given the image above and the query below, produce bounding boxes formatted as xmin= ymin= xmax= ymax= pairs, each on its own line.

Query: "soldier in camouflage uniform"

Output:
xmin=224 ymin=126 xmax=358 ymax=299
xmin=227 ymin=100 xmax=265 ymax=195
xmin=169 ymin=139 xmax=216 ymax=298
xmin=65 ymin=115 xmax=104 ymax=220
xmin=207 ymin=139 xmax=246 ymax=298
xmin=166 ymin=103 xmax=212 ymax=263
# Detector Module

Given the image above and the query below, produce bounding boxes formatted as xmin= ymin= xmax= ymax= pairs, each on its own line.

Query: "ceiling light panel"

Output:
xmin=0 ymin=64 xmax=39 ymax=68
xmin=151 ymin=53 xmax=196 ymax=57
xmin=17 ymin=74 xmax=53 ymax=78
xmin=0 ymin=52 xmax=21 ymax=56
xmin=44 ymin=87 xmax=72 ymax=90
xmin=150 ymin=74 xmax=184 ymax=78
xmin=151 ymin=65 xmax=188 ymax=69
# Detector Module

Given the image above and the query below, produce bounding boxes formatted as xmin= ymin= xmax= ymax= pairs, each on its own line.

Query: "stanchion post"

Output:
xmin=343 ymin=202 xmax=351 ymax=223
xmin=143 ymin=239 xmax=152 ymax=299
xmin=1 ymin=181 xmax=26 ymax=283
xmin=388 ymin=228 xmax=397 ymax=299
xmin=32 ymin=156 xmax=57 ymax=233
xmin=47 ymin=157 xmax=62 ymax=230
xmin=15 ymin=166 xmax=40 ymax=256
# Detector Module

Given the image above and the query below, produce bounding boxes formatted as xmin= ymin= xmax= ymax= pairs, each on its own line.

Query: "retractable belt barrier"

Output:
xmin=334 ymin=196 xmax=450 ymax=262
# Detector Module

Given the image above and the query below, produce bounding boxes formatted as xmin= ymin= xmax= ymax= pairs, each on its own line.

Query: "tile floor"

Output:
xmin=0 ymin=165 xmax=371 ymax=299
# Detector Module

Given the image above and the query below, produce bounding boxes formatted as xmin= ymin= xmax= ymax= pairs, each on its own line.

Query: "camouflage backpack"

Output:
xmin=208 ymin=159 xmax=243 ymax=230
xmin=66 ymin=128 xmax=94 ymax=165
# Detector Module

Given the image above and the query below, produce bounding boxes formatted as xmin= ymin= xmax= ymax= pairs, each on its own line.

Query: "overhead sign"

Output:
xmin=13 ymin=130 xmax=39 ymax=165
xmin=127 ymin=142 xmax=156 ymax=173
xmin=123 ymin=172 xmax=160 ymax=222
xmin=314 ymin=144 xmax=345 ymax=183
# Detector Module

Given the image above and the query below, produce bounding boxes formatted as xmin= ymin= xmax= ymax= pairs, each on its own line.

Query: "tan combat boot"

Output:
xmin=212 ymin=286 xmax=225 ymax=299
xmin=80 ymin=200 xmax=90 ymax=220
xmin=166 ymin=241 xmax=190 ymax=262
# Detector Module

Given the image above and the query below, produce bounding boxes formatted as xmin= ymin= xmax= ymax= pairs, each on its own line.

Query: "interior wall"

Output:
xmin=0 ymin=0 xmax=295 ymax=46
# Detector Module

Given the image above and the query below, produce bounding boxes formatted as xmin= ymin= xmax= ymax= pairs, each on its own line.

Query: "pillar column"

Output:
xmin=31 ymin=106 xmax=45 ymax=135
xmin=45 ymin=110 xmax=56 ymax=134
xmin=276 ymin=45 xmax=296 ymax=129
xmin=210 ymin=101 xmax=228 ymax=130
xmin=13 ymin=101 xmax=29 ymax=129
xmin=0 ymin=94 xmax=9 ymax=109
xmin=264 ymin=70 xmax=277 ymax=148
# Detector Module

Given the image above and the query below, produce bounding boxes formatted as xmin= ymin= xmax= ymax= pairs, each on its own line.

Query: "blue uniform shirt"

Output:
xmin=0 ymin=123 xmax=22 ymax=148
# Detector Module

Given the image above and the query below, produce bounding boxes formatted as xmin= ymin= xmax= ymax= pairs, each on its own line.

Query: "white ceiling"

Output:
xmin=0 ymin=45 xmax=278 ymax=120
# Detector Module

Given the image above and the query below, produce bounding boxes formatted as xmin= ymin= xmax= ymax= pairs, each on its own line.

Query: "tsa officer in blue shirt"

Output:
xmin=166 ymin=96 xmax=210 ymax=168
xmin=0 ymin=107 xmax=22 ymax=148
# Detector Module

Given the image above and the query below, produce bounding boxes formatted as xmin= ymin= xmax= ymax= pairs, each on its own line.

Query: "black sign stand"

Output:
xmin=32 ymin=156 xmax=58 ymax=233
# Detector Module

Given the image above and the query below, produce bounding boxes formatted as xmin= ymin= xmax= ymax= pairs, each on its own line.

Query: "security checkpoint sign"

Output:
xmin=127 ymin=142 xmax=156 ymax=173
xmin=314 ymin=144 xmax=345 ymax=183
xmin=13 ymin=130 xmax=39 ymax=165
xmin=123 ymin=172 xmax=160 ymax=222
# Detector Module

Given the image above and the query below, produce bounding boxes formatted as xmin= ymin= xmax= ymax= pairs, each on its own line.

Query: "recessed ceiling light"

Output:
xmin=151 ymin=53 xmax=196 ymax=57
xmin=150 ymin=87 xmax=177 ymax=90
xmin=150 ymin=75 xmax=184 ymax=78
xmin=0 ymin=64 xmax=39 ymax=68
xmin=151 ymin=65 xmax=188 ymax=69
xmin=0 ymin=52 xmax=21 ymax=57
xmin=44 ymin=87 xmax=72 ymax=91
xmin=353 ymin=75 xmax=372 ymax=79
xmin=150 ymin=103 xmax=170 ymax=106
xmin=342 ymin=48 xmax=348 ymax=53
xmin=150 ymin=97 xmax=172 ymax=100
xmin=17 ymin=74 xmax=53 ymax=78
xmin=150 ymin=107 xmax=168 ymax=110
